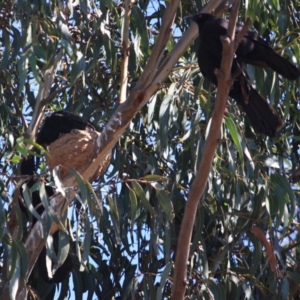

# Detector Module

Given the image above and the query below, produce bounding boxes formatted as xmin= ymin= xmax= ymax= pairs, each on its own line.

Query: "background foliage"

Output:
xmin=1 ymin=0 xmax=300 ymax=299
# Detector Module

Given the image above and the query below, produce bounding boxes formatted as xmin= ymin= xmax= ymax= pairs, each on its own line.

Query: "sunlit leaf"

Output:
xmin=70 ymin=52 xmax=86 ymax=86
xmin=131 ymin=6 xmax=149 ymax=53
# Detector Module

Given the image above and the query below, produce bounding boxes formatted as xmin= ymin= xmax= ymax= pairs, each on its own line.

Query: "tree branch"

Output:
xmin=252 ymin=227 xmax=277 ymax=272
xmin=171 ymin=1 xmax=242 ymax=298
xmin=119 ymin=0 xmax=131 ymax=103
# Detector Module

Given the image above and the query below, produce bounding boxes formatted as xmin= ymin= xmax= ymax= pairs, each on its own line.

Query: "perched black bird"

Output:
xmin=37 ymin=110 xmax=95 ymax=146
xmin=191 ymin=13 xmax=300 ymax=137
xmin=20 ymin=111 xmax=94 ymax=284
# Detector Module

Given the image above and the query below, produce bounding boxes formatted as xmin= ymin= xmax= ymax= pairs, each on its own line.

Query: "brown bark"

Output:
xmin=252 ymin=227 xmax=277 ymax=272
xmin=171 ymin=1 xmax=245 ymax=298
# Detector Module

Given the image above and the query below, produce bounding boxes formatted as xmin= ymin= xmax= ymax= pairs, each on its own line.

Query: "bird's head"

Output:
xmin=186 ymin=13 xmax=216 ymax=26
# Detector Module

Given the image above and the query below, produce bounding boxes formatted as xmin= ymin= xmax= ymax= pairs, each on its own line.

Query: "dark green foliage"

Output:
xmin=1 ymin=0 xmax=300 ymax=299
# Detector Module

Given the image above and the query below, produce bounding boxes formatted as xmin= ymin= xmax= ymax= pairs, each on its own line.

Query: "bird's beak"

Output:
xmin=184 ymin=14 xmax=198 ymax=22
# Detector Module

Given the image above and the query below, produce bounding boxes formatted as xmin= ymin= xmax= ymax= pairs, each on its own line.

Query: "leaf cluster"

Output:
xmin=0 ymin=0 xmax=300 ymax=299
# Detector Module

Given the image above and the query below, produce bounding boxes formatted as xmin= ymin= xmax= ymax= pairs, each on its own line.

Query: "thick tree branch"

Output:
xmin=171 ymin=1 xmax=242 ymax=298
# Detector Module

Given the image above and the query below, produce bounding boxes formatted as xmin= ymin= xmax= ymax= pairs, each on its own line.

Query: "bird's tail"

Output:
xmin=230 ymin=79 xmax=283 ymax=137
xmin=238 ymin=43 xmax=300 ymax=80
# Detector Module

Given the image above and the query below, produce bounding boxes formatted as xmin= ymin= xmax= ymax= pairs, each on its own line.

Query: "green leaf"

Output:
xmin=147 ymin=94 xmax=157 ymax=124
xmin=28 ymin=51 xmax=41 ymax=83
xmin=102 ymin=34 xmax=113 ymax=66
xmin=205 ymin=279 xmax=223 ymax=299
xmin=251 ymin=187 xmax=265 ymax=220
xmin=130 ymin=181 xmax=156 ymax=216
xmin=22 ymin=183 xmax=43 ymax=223
xmin=61 ymin=38 xmax=74 ymax=58
xmin=33 ymin=44 xmax=46 ymax=61
xmin=158 ymin=83 xmax=176 ymax=153
xmin=225 ymin=115 xmax=243 ymax=167
xmin=11 ymin=156 xmax=22 ymax=163
xmin=69 ymin=168 xmax=88 ymax=205
xmin=225 ymin=278 xmax=239 ymax=299
xmin=0 ymin=29 xmax=10 ymax=72
xmin=9 ymin=26 xmax=21 ymax=60
xmin=86 ymin=181 xmax=103 ymax=226
xmin=131 ymin=6 xmax=149 ymax=53
xmin=122 ymin=265 xmax=137 ymax=297
xmin=81 ymin=212 xmax=91 ymax=270
xmin=59 ymin=21 xmax=72 ymax=41
xmin=9 ymin=251 xmax=20 ymax=299
xmin=140 ymin=174 xmax=168 ymax=182
xmin=17 ymin=53 xmax=27 ymax=95
xmin=156 ymin=190 xmax=174 ymax=221
xmin=107 ymin=195 xmax=121 ymax=245
xmin=8 ymin=242 xmax=18 ymax=280
xmin=128 ymin=186 xmax=138 ymax=224
xmin=42 ymin=39 xmax=57 ymax=70
xmin=70 ymin=52 xmax=86 ymax=85
xmin=38 ymin=182 xmax=65 ymax=231
xmin=56 ymin=230 xmax=70 ymax=269
xmin=13 ymin=239 xmax=28 ymax=279
xmin=269 ymin=174 xmax=295 ymax=223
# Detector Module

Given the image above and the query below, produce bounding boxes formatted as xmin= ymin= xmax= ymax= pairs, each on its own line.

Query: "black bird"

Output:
xmin=20 ymin=111 xmax=94 ymax=284
xmin=37 ymin=110 xmax=95 ymax=146
xmin=191 ymin=13 xmax=300 ymax=137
